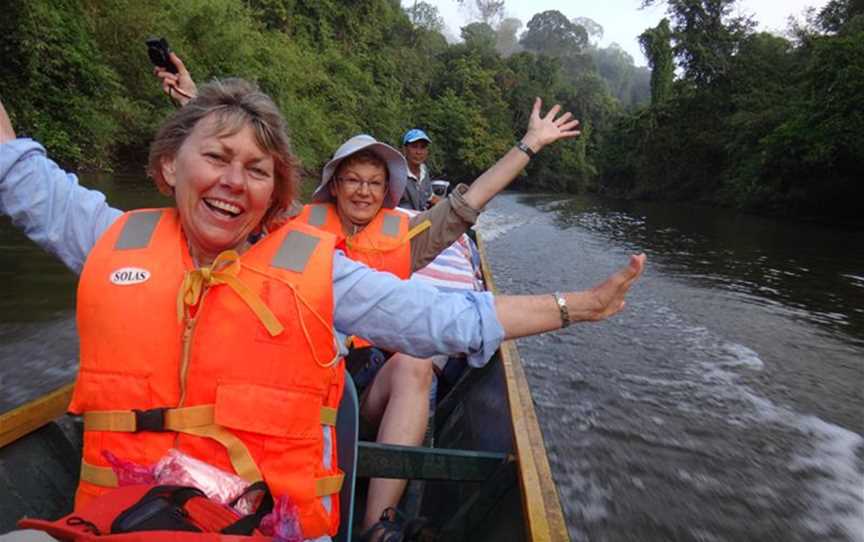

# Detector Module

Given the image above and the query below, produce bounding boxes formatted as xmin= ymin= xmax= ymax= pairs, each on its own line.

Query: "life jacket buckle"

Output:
xmin=133 ymin=408 xmax=167 ymax=432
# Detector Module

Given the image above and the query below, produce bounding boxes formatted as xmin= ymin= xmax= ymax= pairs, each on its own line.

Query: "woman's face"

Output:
xmin=161 ymin=115 xmax=275 ymax=263
xmin=329 ymin=161 xmax=388 ymax=231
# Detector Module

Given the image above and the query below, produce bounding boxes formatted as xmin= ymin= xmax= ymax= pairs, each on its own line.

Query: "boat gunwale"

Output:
xmin=0 ymin=383 xmax=74 ymax=448
xmin=475 ymin=234 xmax=570 ymax=542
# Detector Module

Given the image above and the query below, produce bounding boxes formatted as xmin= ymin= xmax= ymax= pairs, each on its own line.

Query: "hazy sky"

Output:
xmin=422 ymin=0 xmax=829 ymax=66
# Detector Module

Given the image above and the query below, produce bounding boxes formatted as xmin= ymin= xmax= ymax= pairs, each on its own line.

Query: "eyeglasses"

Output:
xmin=337 ymin=176 xmax=387 ymax=194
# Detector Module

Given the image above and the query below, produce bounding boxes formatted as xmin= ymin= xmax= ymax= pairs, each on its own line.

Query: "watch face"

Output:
xmin=554 ymin=292 xmax=570 ymax=327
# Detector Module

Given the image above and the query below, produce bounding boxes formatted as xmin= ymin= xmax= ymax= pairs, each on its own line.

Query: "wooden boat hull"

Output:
xmin=0 ymin=235 xmax=569 ymax=540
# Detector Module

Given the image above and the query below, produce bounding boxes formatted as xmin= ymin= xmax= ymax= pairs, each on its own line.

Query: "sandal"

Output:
xmin=358 ymin=507 xmax=434 ymax=542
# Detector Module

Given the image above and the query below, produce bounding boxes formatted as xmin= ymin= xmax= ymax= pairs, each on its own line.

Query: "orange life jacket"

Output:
xmin=69 ymin=208 xmax=344 ymax=539
xmin=297 ymin=203 xmax=417 ymax=350
xmin=297 ymin=203 xmax=412 ymax=280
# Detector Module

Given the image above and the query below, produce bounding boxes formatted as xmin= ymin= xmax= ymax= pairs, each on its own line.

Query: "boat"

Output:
xmin=0 ymin=235 xmax=570 ymax=541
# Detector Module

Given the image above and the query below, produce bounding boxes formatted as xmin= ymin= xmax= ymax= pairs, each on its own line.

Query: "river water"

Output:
xmin=479 ymin=194 xmax=863 ymax=542
xmin=1 ymin=177 xmax=862 ymax=541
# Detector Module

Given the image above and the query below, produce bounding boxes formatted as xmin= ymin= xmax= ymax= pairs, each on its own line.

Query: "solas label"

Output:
xmin=109 ymin=267 xmax=151 ymax=286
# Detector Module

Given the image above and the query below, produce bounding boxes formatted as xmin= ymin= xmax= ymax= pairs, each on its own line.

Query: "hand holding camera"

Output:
xmin=146 ymin=37 xmax=197 ymax=106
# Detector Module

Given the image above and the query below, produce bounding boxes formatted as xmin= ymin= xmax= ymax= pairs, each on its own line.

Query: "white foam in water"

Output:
xmin=841 ymin=274 xmax=864 ymax=287
xmin=475 ymin=208 xmax=529 ymax=241
xmin=745 ymin=391 xmax=864 ymax=541
xmin=789 ymin=416 xmax=864 ymax=541
xmin=648 ymin=302 xmax=864 ymax=541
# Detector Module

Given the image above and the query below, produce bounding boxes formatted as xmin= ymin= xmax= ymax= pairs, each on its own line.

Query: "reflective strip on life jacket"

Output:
xmin=308 ymin=205 xmax=329 ymax=228
xmin=271 ymin=231 xmax=321 ymax=272
xmin=381 ymin=214 xmax=400 ymax=238
xmin=113 ymin=210 xmax=162 ymax=250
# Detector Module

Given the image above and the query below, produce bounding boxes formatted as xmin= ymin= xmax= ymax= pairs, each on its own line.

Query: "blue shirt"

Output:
xmin=0 ymin=139 xmax=503 ymax=367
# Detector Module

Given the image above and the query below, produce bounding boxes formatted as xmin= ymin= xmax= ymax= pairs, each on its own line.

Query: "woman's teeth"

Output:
xmin=205 ymin=199 xmax=241 ymax=217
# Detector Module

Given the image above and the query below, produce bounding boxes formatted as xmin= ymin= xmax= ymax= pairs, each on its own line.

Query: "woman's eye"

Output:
xmin=249 ymin=167 xmax=271 ymax=179
xmin=204 ymin=152 xmax=226 ymax=162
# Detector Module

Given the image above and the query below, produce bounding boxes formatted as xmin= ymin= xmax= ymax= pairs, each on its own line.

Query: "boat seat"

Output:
xmin=335 ymin=369 xmax=359 ymax=542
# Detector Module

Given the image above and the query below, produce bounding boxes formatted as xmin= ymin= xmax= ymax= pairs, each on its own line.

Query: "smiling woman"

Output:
xmin=0 ymin=77 xmax=644 ymax=540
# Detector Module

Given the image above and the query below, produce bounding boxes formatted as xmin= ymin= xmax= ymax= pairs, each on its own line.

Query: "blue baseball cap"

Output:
xmin=402 ymin=128 xmax=431 ymax=146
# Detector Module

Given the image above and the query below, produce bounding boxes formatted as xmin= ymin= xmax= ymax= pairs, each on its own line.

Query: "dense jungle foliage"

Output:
xmin=0 ymin=0 xmax=860 ymax=220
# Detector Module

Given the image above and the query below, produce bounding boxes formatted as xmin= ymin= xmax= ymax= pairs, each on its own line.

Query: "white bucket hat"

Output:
xmin=311 ymin=134 xmax=407 ymax=209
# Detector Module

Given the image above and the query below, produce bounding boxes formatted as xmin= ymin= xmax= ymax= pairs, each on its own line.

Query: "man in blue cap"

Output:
xmin=399 ymin=128 xmax=433 ymax=210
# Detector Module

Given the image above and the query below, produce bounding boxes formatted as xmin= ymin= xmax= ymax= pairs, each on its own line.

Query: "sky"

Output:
xmin=421 ymin=0 xmax=830 ymax=66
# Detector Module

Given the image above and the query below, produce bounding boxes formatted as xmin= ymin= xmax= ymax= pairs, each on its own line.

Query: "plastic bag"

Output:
xmin=103 ymin=449 xmax=249 ymax=512
xmin=153 ymin=449 xmax=251 ymax=512
xmin=103 ymin=448 xmax=302 ymax=536
xmin=258 ymin=495 xmax=303 ymax=542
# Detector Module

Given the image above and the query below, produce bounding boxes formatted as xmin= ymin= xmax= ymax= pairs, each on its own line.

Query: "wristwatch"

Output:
xmin=516 ymin=141 xmax=535 ymax=158
xmin=553 ymin=291 xmax=571 ymax=328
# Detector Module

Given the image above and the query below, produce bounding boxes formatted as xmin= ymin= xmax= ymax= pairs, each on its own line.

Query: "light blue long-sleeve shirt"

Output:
xmin=0 ymin=138 xmax=503 ymax=366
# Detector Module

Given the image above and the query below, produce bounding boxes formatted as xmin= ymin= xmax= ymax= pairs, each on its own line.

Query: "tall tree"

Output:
xmin=405 ymin=1 xmax=444 ymax=33
xmin=573 ymin=16 xmax=604 ymax=43
xmin=461 ymin=21 xmax=497 ymax=51
xmin=642 ymin=0 xmax=753 ymax=87
xmin=520 ymin=10 xmax=589 ymax=58
xmin=495 ymin=17 xmax=523 ymax=57
xmin=639 ymin=18 xmax=674 ymax=104
xmin=817 ymin=0 xmax=864 ymax=32
xmin=457 ymin=0 xmax=506 ymax=27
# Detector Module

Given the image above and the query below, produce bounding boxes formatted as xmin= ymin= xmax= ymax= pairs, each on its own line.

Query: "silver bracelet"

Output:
xmin=553 ymin=291 xmax=571 ymax=328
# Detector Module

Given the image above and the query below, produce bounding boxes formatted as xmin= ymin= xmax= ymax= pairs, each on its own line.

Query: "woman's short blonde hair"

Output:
xmin=147 ymin=78 xmax=298 ymax=229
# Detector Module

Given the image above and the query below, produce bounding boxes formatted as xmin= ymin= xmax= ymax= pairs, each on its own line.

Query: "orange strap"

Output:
xmin=83 ymin=404 xmax=339 ymax=484
xmin=83 ymin=404 xmax=338 ymax=431
xmin=79 ymin=462 xmax=344 ymax=497
xmin=177 ymin=250 xmax=284 ymax=336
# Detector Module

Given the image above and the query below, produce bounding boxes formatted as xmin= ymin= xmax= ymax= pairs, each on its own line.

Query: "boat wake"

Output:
xmin=645 ymin=302 xmax=864 ymax=542
xmin=475 ymin=207 xmax=534 ymax=242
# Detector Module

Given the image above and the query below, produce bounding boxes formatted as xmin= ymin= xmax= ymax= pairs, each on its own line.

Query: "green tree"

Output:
xmin=639 ymin=18 xmax=674 ymax=104
xmin=405 ymin=1 xmax=444 ymax=33
xmin=461 ymin=22 xmax=497 ymax=52
xmin=642 ymin=0 xmax=754 ymax=87
xmin=520 ymin=10 xmax=589 ymax=59
xmin=573 ymin=16 xmax=604 ymax=43
xmin=0 ymin=0 xmax=125 ymax=167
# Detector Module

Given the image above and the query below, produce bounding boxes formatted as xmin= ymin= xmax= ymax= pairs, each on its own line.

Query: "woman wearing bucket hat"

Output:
xmin=152 ymin=58 xmax=584 ymax=536
xmin=292 ymin=97 xmax=582 ymax=535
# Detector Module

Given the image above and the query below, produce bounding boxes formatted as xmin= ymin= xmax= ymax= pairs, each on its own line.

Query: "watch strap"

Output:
xmin=516 ymin=141 xmax=535 ymax=158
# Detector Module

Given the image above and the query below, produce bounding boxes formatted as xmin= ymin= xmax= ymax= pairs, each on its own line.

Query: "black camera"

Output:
xmin=145 ymin=37 xmax=178 ymax=74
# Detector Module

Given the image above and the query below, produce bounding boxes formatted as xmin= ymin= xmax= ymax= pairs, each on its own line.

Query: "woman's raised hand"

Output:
xmin=568 ymin=253 xmax=646 ymax=322
xmin=521 ymin=97 xmax=581 ymax=153
xmin=154 ymin=52 xmax=198 ymax=106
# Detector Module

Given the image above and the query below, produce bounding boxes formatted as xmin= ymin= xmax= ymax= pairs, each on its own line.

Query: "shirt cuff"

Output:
xmin=448 ymin=183 xmax=481 ymax=224
xmin=467 ymin=291 xmax=506 ymax=368
xmin=0 ymin=138 xmax=46 ymax=178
